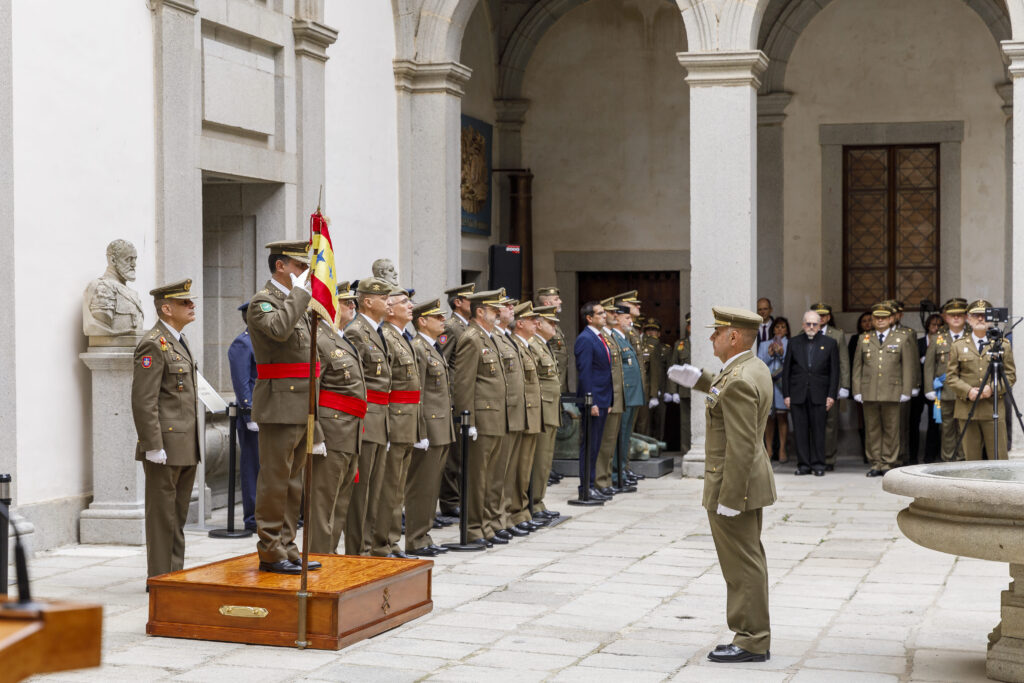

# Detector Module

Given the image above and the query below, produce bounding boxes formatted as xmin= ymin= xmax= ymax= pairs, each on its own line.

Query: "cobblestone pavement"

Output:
xmin=26 ymin=460 xmax=1004 ymax=682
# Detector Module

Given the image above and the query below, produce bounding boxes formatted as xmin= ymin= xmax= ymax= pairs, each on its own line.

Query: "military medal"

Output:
xmin=159 ymin=336 xmax=168 ymax=351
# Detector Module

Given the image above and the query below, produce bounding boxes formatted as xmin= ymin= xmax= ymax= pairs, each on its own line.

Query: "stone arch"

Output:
xmin=391 ymin=0 xmax=482 ymax=63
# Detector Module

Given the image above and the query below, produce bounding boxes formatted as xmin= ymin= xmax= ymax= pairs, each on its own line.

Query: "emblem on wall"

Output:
xmin=461 ymin=115 xmax=492 ymax=236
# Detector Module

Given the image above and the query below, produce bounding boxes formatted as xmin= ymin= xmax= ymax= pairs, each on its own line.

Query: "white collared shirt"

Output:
xmin=587 ymin=325 xmax=603 ymax=338
xmin=159 ymin=319 xmax=182 ymax=341
xmin=612 ymin=328 xmax=626 ymax=340
xmin=722 ymin=349 xmax=750 ymax=371
xmin=877 ymin=328 xmax=890 ymax=343
xmin=388 ymin=322 xmax=406 ymax=337
xmin=515 ymin=333 xmax=531 ymax=346
xmin=418 ymin=331 xmax=436 ymax=344
xmin=359 ymin=312 xmax=381 ymax=330
xmin=454 ymin=312 xmax=468 ymax=326
xmin=270 ymin=278 xmax=290 ymax=296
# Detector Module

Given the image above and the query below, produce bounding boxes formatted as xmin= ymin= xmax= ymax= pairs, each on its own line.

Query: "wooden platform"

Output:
xmin=147 ymin=553 xmax=432 ymax=650
xmin=0 ymin=597 xmax=102 ymax=683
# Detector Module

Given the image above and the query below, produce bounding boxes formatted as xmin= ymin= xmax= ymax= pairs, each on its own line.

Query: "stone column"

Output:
xmin=988 ymin=563 xmax=1024 ymax=682
xmin=757 ymin=92 xmax=791 ymax=309
xmin=677 ymin=51 xmax=767 ymax=477
xmin=79 ymin=339 xmax=145 ymax=544
xmin=1004 ymin=44 xmax=1024 ymax=455
xmin=394 ymin=60 xmax=472 ymax=296
xmin=293 ymin=16 xmax=338 ymax=224
xmin=495 ymin=99 xmax=530 ymax=244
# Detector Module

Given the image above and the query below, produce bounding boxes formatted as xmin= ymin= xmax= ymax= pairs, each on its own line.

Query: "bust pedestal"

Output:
xmin=79 ymin=339 xmax=145 ymax=544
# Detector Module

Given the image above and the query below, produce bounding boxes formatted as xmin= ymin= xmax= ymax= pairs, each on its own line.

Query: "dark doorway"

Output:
xmin=576 ymin=270 xmax=682 ymax=450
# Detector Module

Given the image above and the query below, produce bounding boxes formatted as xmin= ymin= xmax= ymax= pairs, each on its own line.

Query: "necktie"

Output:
xmin=807 ymin=338 xmax=814 ymax=366
xmin=377 ymin=326 xmax=389 ymax=353
xmin=979 ymin=338 xmax=987 ymax=355
xmin=434 ymin=341 xmax=443 ymax=355
xmin=179 ymin=333 xmax=192 ymax=359
xmin=598 ymin=333 xmax=611 ymax=363
xmin=878 ymin=333 xmax=884 ymax=345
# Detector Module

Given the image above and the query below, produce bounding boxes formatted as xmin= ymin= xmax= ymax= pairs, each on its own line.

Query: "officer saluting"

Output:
xmin=132 ymin=279 xmax=200 ymax=579
xmin=248 ymin=240 xmax=325 ymax=574
xmin=669 ymin=306 xmax=776 ymax=664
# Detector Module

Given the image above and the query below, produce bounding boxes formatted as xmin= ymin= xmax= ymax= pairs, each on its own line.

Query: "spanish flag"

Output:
xmin=308 ymin=210 xmax=338 ymax=326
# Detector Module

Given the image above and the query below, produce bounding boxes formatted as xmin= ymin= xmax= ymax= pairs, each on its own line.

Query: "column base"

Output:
xmin=987 ymin=563 xmax=1024 ymax=682
xmin=79 ymin=503 xmax=146 ymax=545
xmin=989 ymin=635 xmax=1024 ymax=683
xmin=682 ymin=442 xmax=705 ymax=479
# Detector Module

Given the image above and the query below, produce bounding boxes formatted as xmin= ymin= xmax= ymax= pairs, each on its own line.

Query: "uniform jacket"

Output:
xmin=452 ymin=321 xmax=508 ymax=436
xmin=575 ymin=326 xmax=614 ymax=408
xmin=315 ymin=319 xmax=364 ymax=455
xmin=513 ymin=333 xmax=542 ymax=434
xmin=694 ymin=350 xmax=776 ymax=512
xmin=441 ymin=312 xmax=468 ymax=367
xmin=896 ymin=323 xmax=922 ymax=388
xmin=494 ymin=328 xmax=526 ymax=432
xmin=382 ymin=322 xmax=422 ymax=444
xmin=531 ymin=336 xmax=561 ymax=428
xmin=822 ymin=325 xmax=850 ymax=389
xmin=343 ymin=314 xmax=391 ymax=445
xmin=666 ymin=338 xmax=692 ymax=399
xmin=641 ymin=335 xmax=665 ymax=400
xmin=851 ymin=327 xmax=916 ymax=402
xmin=781 ymin=332 xmax=840 ymax=405
xmin=132 ymin=320 xmax=200 ymax=466
xmin=228 ymin=330 xmax=256 ymax=417
xmin=247 ymin=281 xmax=320 ymax=427
xmin=613 ymin=329 xmax=644 ymax=408
xmin=601 ymin=329 xmax=624 ymax=414
xmin=412 ymin=334 xmax=455 ymax=446
xmin=946 ymin=334 xmax=1017 ymax=420
xmin=548 ymin=325 xmax=570 ymax=394
xmin=924 ymin=329 xmax=965 ymax=400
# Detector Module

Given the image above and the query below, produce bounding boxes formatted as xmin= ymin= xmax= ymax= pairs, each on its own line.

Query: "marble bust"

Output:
xmin=83 ymin=239 xmax=145 ymax=337
xmin=372 ymin=258 xmax=398 ymax=286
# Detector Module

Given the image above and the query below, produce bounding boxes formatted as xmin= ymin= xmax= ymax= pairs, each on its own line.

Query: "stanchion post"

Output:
xmin=0 ymin=473 xmax=9 ymax=595
xmin=444 ymin=410 xmax=485 ymax=551
xmin=569 ymin=393 xmax=603 ymax=507
xmin=209 ymin=403 xmax=252 ymax=539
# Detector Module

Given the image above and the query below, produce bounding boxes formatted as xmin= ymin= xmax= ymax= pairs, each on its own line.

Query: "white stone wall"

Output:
xmin=521 ymin=0 xmax=690 ymax=290
xmin=782 ymin=0 xmax=1007 ymax=325
xmin=324 ymin=1 xmax=400 ymax=282
xmin=11 ymin=0 xmax=156 ymax=505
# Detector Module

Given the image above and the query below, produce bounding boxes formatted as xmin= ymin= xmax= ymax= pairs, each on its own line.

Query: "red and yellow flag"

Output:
xmin=308 ymin=210 xmax=338 ymax=325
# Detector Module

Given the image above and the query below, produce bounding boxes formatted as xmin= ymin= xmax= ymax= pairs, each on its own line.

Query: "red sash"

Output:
xmin=389 ymin=390 xmax=421 ymax=404
xmin=257 ymin=362 xmax=321 ymax=380
xmin=366 ymin=389 xmax=390 ymax=405
xmin=318 ymin=389 xmax=367 ymax=419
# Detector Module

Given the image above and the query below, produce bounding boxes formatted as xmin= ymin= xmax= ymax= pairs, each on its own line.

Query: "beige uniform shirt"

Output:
xmin=343 ymin=315 xmax=392 ymax=445
xmin=851 ymin=327 xmax=916 ymax=402
xmin=531 ymin=336 xmax=561 ymax=429
xmin=315 ymin=319 xmax=365 ymax=455
xmin=494 ymin=328 xmax=526 ymax=433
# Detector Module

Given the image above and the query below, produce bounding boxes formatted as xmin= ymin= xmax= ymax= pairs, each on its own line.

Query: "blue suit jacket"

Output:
xmin=575 ymin=327 xmax=614 ymax=408
xmin=228 ymin=330 xmax=257 ymax=415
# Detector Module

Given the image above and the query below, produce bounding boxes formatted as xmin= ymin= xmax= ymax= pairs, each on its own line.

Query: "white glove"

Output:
xmin=386 ymin=441 xmax=391 ymax=452
xmin=920 ymin=356 xmax=927 ymax=364
xmin=899 ymin=394 xmax=910 ymax=403
xmin=246 ymin=421 xmax=259 ymax=432
xmin=716 ymin=503 xmax=741 ymax=517
xmin=145 ymin=449 xmax=167 ymax=465
xmin=672 ymin=393 xmax=681 ymax=403
xmin=925 ymin=391 xmax=937 ymax=401
xmin=854 ymin=394 xmax=863 ymax=403
xmin=312 ymin=442 xmax=327 ymax=456
xmin=838 ymin=388 xmax=849 ymax=399
xmin=649 ymin=397 xmax=659 ymax=409
xmin=667 ymin=363 xmax=701 ymax=389
xmin=911 ymin=388 xmax=920 ymax=397
xmin=289 ymin=268 xmax=311 ymax=291
xmin=414 ymin=438 xmax=429 ymax=450
xmin=467 ymin=427 xmax=478 ymax=441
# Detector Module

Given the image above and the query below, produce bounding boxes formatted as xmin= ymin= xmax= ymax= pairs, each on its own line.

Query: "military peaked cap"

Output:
xmin=811 ymin=301 xmax=833 ymax=315
xmin=941 ymin=297 xmax=968 ymax=314
xmin=413 ymin=298 xmax=444 ymax=317
xmin=534 ymin=305 xmax=560 ymax=323
xmin=468 ymin=289 xmax=504 ymax=307
xmin=265 ymin=240 xmax=310 ymax=265
xmin=705 ymin=307 xmax=760 ymax=330
xmin=444 ymin=283 xmax=476 ymax=298
xmin=356 ymin=277 xmax=392 ymax=295
xmin=336 ymin=281 xmax=356 ymax=302
xmin=968 ymin=299 xmax=994 ymax=315
xmin=514 ymin=301 xmax=538 ymax=319
xmin=150 ymin=278 xmax=193 ymax=300
xmin=536 ymin=286 xmax=560 ymax=298
xmin=872 ymin=302 xmax=895 ymax=317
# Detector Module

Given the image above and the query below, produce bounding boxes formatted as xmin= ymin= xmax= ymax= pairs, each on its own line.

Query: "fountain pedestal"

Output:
xmin=991 ymin=565 xmax=1024 ymax=682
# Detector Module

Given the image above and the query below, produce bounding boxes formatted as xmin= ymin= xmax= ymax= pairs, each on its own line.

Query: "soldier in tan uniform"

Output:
xmin=852 ymin=302 xmax=916 ymax=477
xmin=885 ymin=300 xmax=921 ymax=465
xmin=452 ymin=290 xmax=507 ymax=546
xmin=636 ymin=319 xmax=666 ymax=436
xmin=374 ymin=288 xmax=422 ymax=558
xmin=537 ymin=286 xmax=569 ymax=393
xmin=406 ymin=299 xmax=454 ymax=557
xmin=595 ymin=298 xmax=624 ymax=494
xmin=490 ymin=292 xmax=526 ymax=543
xmin=946 ymin=299 xmax=1017 ymax=461
xmin=309 ymin=282 xmax=363 ymax=554
xmin=924 ymin=298 xmax=968 ymax=461
xmin=665 ymin=313 xmax=692 ymax=453
xmin=508 ymin=302 xmax=545 ymax=532
xmin=132 ymin=279 xmax=200 ymax=578
xmin=438 ymin=283 xmax=475 ymax=517
xmin=812 ymin=303 xmax=850 ymax=470
xmin=248 ymin=241 xmax=325 ymax=574
xmin=530 ymin=306 xmax=563 ymax=520
xmin=341 ymin=277 xmax=393 ymax=555
xmin=669 ymin=306 xmax=776 ymax=663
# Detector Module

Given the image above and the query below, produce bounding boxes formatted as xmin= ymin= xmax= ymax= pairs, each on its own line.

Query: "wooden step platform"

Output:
xmin=147 ymin=553 xmax=432 ymax=650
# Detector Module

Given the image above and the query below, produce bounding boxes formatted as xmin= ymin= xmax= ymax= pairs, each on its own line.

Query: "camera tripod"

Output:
xmin=953 ymin=333 xmax=1024 ymax=459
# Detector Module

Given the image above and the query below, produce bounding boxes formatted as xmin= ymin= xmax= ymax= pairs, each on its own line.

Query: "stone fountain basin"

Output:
xmin=883 ymin=462 xmax=1024 ymax=564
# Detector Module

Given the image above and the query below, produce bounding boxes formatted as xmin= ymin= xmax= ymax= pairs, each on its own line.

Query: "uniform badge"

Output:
xmin=439 ymin=334 xmax=448 ymax=345
xmin=141 ymin=356 xmax=153 ymax=369
xmin=159 ymin=336 xmax=168 ymax=351
xmin=259 ymin=302 xmax=273 ymax=313
xmin=482 ymin=347 xmax=489 ymax=355
xmin=710 ymin=387 xmax=720 ymax=396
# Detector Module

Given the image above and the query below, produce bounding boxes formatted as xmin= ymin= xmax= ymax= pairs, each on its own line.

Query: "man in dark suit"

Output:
xmin=228 ymin=302 xmax=259 ymax=532
xmin=781 ymin=310 xmax=839 ymax=476
xmin=756 ymin=298 xmax=775 ymax=344
xmin=575 ymin=301 xmax=614 ymax=501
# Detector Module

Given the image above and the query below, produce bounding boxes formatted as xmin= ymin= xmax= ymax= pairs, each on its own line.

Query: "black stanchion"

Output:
xmin=444 ymin=410 xmax=485 ymax=552
xmin=569 ymin=393 xmax=603 ymax=507
xmin=0 ymin=473 xmax=9 ymax=595
xmin=209 ymin=403 xmax=253 ymax=539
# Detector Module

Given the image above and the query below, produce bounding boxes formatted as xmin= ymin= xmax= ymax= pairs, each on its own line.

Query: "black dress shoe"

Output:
xmin=432 ymin=518 xmax=444 ymax=529
xmin=599 ymin=486 xmax=615 ymax=496
xmin=287 ymin=559 xmax=322 ymax=571
xmin=496 ymin=529 xmax=514 ymax=540
xmin=866 ymin=469 xmax=883 ymax=477
xmin=794 ymin=469 xmax=811 ymax=476
xmin=428 ymin=544 xmax=450 ymax=554
xmin=259 ymin=560 xmax=302 ymax=574
xmin=516 ymin=522 xmax=538 ymax=533
xmin=585 ymin=488 xmax=609 ymax=501
xmin=507 ymin=526 xmax=529 ymax=537
xmin=545 ymin=510 xmax=560 ymax=518
xmin=408 ymin=547 xmax=440 ymax=557
xmin=531 ymin=516 xmax=551 ymax=527
xmin=440 ymin=507 xmax=460 ymax=517
xmin=813 ymin=470 xmax=825 ymax=477
xmin=616 ymin=484 xmax=638 ymax=493
xmin=707 ymin=644 xmax=770 ymax=663
xmin=487 ymin=535 xmax=509 ymax=545
xmin=472 ymin=538 xmax=493 ymax=548
xmin=627 ymin=469 xmax=646 ymax=480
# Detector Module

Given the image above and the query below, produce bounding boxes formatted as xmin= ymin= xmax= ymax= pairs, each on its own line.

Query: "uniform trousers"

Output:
xmin=790 ymin=400 xmax=827 ymax=473
xmin=613 ymin=406 xmax=639 ymax=484
xmin=372 ymin=442 xmax=413 ymax=556
xmin=345 ymin=441 xmax=386 ymax=555
xmin=438 ymin=446 xmax=461 ymax=516
xmin=596 ymin=410 xmax=623 ymax=489
xmin=578 ymin=407 xmax=608 ymax=494
xmin=308 ymin=447 xmax=358 ymax=554
xmin=508 ymin=432 xmax=538 ymax=526
xmin=405 ymin=444 xmax=448 ymax=551
xmin=634 ymin=404 xmax=651 ymax=436
xmin=236 ymin=414 xmax=260 ymax=530
xmin=143 ymin=461 xmax=197 ymax=577
xmin=679 ymin=398 xmax=692 ymax=453
xmin=961 ymin=418 xmax=1008 ymax=461
xmin=862 ymin=401 xmax=901 ymax=472
xmin=255 ymin=423 xmax=309 ymax=563
xmin=530 ymin=427 xmax=557 ymax=513
xmin=707 ymin=507 xmax=771 ymax=654
xmin=467 ymin=434 xmax=502 ymax=542
xmin=898 ymin=401 xmax=911 ymax=465
xmin=824 ymin=401 xmax=839 ymax=467
xmin=940 ymin=399 xmax=963 ymax=461
xmin=489 ymin=430 xmax=521 ymax=535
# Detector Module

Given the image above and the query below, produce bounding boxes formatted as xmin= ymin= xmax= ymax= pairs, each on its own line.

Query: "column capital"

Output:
xmin=495 ymin=98 xmax=530 ymax=130
xmin=146 ymin=0 xmax=198 ymax=15
xmin=293 ymin=19 xmax=338 ymax=63
xmin=394 ymin=60 xmax=473 ymax=97
xmin=758 ymin=91 xmax=793 ymax=126
xmin=677 ymin=50 xmax=768 ymax=88
xmin=1004 ymin=41 xmax=1024 ymax=75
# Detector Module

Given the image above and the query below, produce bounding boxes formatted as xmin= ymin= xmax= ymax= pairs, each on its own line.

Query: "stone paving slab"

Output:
xmin=25 ymin=461 xmax=1009 ymax=682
